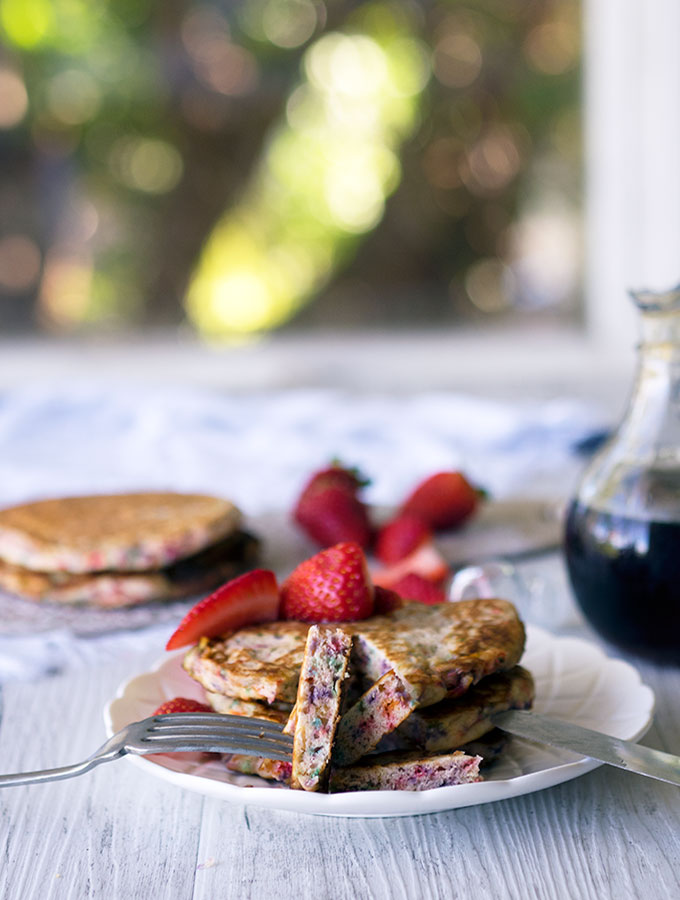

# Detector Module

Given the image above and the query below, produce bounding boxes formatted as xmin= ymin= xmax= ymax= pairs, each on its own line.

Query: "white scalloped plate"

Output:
xmin=104 ymin=626 xmax=654 ymax=817
xmin=104 ymin=625 xmax=655 ymax=817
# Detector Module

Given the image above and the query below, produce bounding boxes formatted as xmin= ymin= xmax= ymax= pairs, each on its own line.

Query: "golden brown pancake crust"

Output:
xmin=0 ymin=492 xmax=241 ymax=573
xmin=348 ymin=597 xmax=526 ymax=706
xmin=397 ymin=665 xmax=535 ymax=751
xmin=185 ymin=598 xmax=525 ymax=710
xmin=183 ymin=621 xmax=311 ymax=704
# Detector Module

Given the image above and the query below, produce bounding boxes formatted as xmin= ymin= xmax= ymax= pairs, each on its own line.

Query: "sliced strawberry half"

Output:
xmin=152 ymin=697 xmax=212 ymax=715
xmin=374 ymin=514 xmax=431 ymax=565
xmin=165 ymin=569 xmax=279 ymax=650
xmin=389 ymin=573 xmax=447 ymax=605
xmin=372 ymin=540 xmax=449 ymax=590
xmin=280 ymin=542 xmax=374 ymax=622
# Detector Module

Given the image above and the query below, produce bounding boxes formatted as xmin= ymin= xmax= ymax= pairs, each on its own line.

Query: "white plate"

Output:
xmin=104 ymin=625 xmax=654 ymax=818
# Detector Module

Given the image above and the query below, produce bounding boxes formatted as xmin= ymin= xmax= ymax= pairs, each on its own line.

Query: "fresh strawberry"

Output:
xmin=373 ymin=585 xmax=404 ymax=613
xmin=298 ymin=462 xmax=369 ymax=499
xmin=150 ymin=697 xmax=218 ymax=762
xmin=372 ymin=540 xmax=449 ymax=589
xmin=375 ymin=514 xmax=431 ymax=565
xmin=401 ymin=471 xmax=481 ymax=530
xmin=295 ymin=486 xmax=372 ymax=548
xmin=165 ymin=569 xmax=279 ymax=650
xmin=294 ymin=462 xmax=372 ymax=548
xmin=280 ymin=542 xmax=374 ymax=622
xmin=389 ymin=573 xmax=447 ymax=605
xmin=152 ymin=697 xmax=212 ymax=716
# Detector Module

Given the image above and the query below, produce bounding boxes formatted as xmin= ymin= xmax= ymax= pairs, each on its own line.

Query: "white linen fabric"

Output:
xmin=0 ymin=384 xmax=602 ymax=681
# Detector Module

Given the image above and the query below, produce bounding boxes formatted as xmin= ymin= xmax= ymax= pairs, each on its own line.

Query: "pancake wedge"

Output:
xmin=329 ymin=749 xmax=482 ymax=792
xmin=290 ymin=625 xmax=353 ymax=791
xmin=349 ymin=598 xmax=525 ymax=707
xmin=183 ymin=621 xmax=310 ymax=704
xmin=333 ymin=669 xmax=420 ymax=766
xmin=224 ymin=754 xmax=292 ymax=783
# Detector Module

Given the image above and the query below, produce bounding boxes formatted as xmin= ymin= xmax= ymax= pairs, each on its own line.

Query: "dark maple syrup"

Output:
xmin=565 ymin=501 xmax=680 ymax=664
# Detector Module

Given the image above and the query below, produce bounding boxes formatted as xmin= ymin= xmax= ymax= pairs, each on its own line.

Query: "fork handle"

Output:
xmin=0 ymin=755 xmax=114 ymax=787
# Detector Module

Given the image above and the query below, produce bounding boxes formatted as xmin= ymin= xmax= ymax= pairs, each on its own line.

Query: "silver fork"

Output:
xmin=0 ymin=714 xmax=294 ymax=788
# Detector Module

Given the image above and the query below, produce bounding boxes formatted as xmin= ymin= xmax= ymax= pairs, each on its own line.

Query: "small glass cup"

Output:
xmin=449 ymin=559 xmax=574 ymax=630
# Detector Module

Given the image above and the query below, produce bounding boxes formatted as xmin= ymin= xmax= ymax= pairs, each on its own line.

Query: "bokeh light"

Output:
xmin=187 ymin=13 xmax=430 ymax=338
xmin=262 ymin=0 xmax=317 ymax=49
xmin=0 ymin=66 xmax=27 ymax=127
xmin=0 ymin=235 xmax=41 ymax=290
xmin=433 ymin=33 xmax=482 ymax=88
xmin=182 ymin=6 xmax=259 ymax=97
xmin=38 ymin=256 xmax=92 ymax=327
xmin=47 ymin=69 xmax=100 ymax=125
xmin=0 ymin=0 xmax=52 ymax=49
xmin=524 ymin=18 xmax=579 ymax=76
xmin=110 ymin=137 xmax=183 ymax=194
xmin=464 ymin=258 xmax=513 ymax=313
xmin=461 ymin=127 xmax=522 ymax=195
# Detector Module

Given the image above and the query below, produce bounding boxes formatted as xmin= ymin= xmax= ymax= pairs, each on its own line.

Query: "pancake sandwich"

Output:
xmin=0 ymin=492 xmax=258 ymax=607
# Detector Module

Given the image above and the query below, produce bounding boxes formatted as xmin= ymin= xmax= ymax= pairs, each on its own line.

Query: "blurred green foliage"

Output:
xmin=0 ymin=0 xmax=580 ymax=335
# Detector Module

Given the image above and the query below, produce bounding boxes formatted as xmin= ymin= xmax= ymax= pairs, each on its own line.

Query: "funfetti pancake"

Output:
xmin=185 ymin=598 xmax=525 ymax=713
xmin=183 ymin=620 xmax=311 ymax=704
xmin=0 ymin=530 xmax=259 ymax=607
xmin=348 ymin=597 xmax=526 ymax=707
xmin=329 ymin=749 xmax=483 ymax=792
xmin=290 ymin=625 xmax=353 ymax=791
xmin=396 ymin=665 xmax=535 ymax=752
xmin=0 ymin=493 xmax=242 ymax=573
xmin=330 ymin=598 xmax=526 ymax=763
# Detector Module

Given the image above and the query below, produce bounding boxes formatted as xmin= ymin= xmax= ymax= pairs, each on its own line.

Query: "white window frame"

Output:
xmin=585 ymin=0 xmax=680 ymax=356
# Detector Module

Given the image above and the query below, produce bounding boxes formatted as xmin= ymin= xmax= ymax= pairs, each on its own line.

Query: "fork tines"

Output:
xmin=140 ymin=713 xmax=294 ymax=761
xmin=150 ymin=713 xmax=289 ymax=736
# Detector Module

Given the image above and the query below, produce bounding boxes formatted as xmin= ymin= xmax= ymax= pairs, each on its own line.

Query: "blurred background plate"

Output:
xmin=0 ymin=498 xmax=562 ymax=636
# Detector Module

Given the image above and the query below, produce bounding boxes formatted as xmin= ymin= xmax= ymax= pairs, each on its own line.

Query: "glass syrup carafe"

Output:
xmin=565 ymin=285 xmax=680 ymax=664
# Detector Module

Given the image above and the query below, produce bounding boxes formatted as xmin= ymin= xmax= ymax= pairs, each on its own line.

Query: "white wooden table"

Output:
xmin=1 ymin=605 xmax=678 ymax=900
xmin=0 ymin=377 xmax=677 ymax=898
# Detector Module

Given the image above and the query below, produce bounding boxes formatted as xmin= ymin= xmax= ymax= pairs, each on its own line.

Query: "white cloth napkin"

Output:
xmin=0 ymin=383 xmax=603 ymax=681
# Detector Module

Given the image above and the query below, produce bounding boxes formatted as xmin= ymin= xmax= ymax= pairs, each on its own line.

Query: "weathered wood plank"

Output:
xmin=0 ymin=649 xmax=678 ymax=900
xmin=0 ymin=657 xmax=203 ymax=900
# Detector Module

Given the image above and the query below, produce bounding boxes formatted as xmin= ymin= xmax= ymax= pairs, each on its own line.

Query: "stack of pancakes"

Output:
xmin=0 ymin=493 xmax=258 ymax=608
xmin=183 ymin=598 xmax=535 ymax=791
